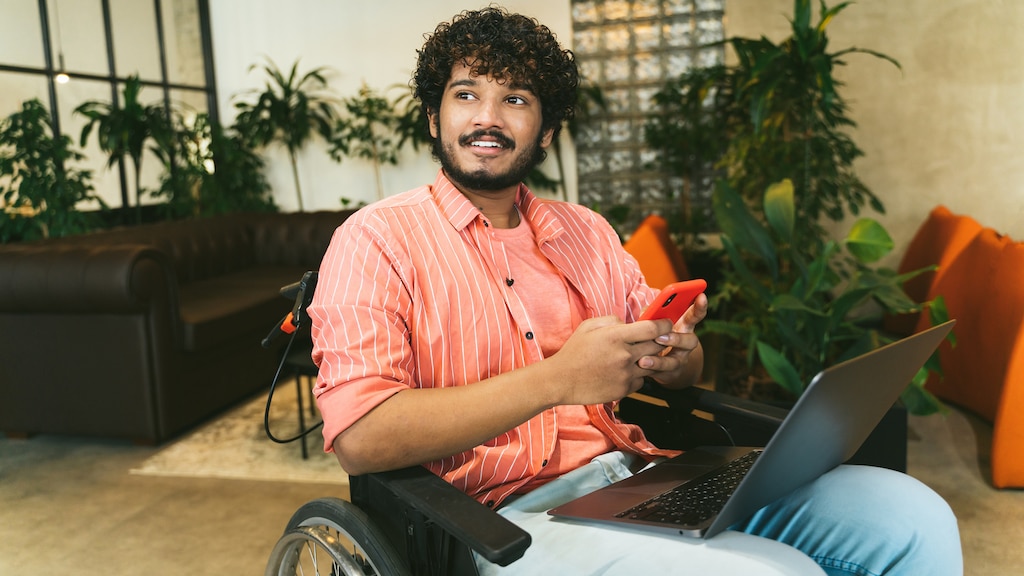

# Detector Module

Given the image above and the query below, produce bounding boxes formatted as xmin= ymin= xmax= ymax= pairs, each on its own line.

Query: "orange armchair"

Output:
xmin=912 ymin=221 xmax=1024 ymax=488
xmin=623 ymin=215 xmax=690 ymax=289
xmin=886 ymin=205 xmax=983 ymax=336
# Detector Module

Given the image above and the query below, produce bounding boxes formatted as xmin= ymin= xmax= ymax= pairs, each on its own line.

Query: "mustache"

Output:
xmin=459 ymin=129 xmax=515 ymax=150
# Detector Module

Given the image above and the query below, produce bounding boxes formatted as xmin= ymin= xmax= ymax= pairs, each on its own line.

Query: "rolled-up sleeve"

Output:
xmin=309 ymin=220 xmax=414 ymax=453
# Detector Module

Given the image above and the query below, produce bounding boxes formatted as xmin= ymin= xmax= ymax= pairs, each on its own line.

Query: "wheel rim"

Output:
xmin=268 ymin=517 xmax=390 ymax=576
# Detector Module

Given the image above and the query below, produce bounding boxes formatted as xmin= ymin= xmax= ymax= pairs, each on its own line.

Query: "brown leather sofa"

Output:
xmin=0 ymin=209 xmax=353 ymax=444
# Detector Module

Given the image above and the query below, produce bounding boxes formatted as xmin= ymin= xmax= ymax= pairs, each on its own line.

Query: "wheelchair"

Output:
xmin=262 ymin=272 xmax=788 ymax=576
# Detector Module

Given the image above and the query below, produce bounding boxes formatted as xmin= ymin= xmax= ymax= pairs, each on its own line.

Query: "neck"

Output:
xmin=454 ymin=180 xmax=521 ymax=229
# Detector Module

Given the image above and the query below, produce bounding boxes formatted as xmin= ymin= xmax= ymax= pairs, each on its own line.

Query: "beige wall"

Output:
xmin=729 ymin=0 xmax=1024 ymax=265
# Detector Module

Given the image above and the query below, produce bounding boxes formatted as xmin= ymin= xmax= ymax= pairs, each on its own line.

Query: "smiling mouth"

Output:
xmin=460 ymin=130 xmax=514 ymax=151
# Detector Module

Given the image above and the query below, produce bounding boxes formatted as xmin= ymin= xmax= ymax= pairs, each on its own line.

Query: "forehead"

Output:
xmin=447 ymin=60 xmax=533 ymax=93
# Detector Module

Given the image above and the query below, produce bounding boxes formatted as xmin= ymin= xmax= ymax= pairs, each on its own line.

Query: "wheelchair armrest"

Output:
xmin=638 ymin=380 xmax=789 ymax=429
xmin=369 ymin=466 xmax=532 ymax=567
xmin=682 ymin=387 xmax=789 ymax=429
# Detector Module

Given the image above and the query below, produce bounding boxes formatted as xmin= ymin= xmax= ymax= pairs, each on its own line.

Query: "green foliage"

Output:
xmin=151 ymin=112 xmax=275 ymax=218
xmin=703 ymin=179 xmax=950 ymax=415
xmin=233 ymin=58 xmax=339 ymax=211
xmin=76 ymin=75 xmax=171 ymax=223
xmin=330 ymin=84 xmax=402 ymax=201
xmin=0 ymin=99 xmax=104 ymax=242
xmin=645 ymin=0 xmax=899 ymax=246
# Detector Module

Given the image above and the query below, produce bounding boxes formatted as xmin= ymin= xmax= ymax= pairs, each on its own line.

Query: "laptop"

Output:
xmin=548 ymin=320 xmax=955 ymax=539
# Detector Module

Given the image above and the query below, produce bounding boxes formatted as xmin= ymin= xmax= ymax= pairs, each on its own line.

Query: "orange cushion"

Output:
xmin=919 ymin=228 xmax=1024 ymax=422
xmin=885 ymin=206 xmax=983 ymax=335
xmin=623 ymin=215 xmax=689 ymax=289
xmin=992 ymin=327 xmax=1024 ymax=488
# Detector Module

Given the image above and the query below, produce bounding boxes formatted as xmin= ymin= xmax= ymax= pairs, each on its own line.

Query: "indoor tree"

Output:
xmin=0 ymin=99 xmax=103 ymax=242
xmin=232 ymin=58 xmax=339 ymax=211
xmin=76 ymin=75 xmax=171 ymax=224
xmin=645 ymin=1 xmax=939 ymax=408
xmin=330 ymin=84 xmax=402 ymax=201
xmin=646 ymin=0 xmax=899 ymax=248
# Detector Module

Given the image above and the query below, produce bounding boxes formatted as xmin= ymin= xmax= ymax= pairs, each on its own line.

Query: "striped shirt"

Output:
xmin=310 ymin=170 xmax=678 ymax=507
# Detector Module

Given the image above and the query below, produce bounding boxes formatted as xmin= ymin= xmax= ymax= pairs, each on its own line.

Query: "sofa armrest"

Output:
xmin=0 ymin=243 xmax=175 ymax=313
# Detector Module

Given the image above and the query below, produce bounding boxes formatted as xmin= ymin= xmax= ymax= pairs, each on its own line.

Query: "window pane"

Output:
xmin=0 ymin=0 xmax=43 ymax=68
xmin=162 ymin=0 xmax=206 ymax=86
xmin=0 ymin=73 xmax=49 ymax=121
xmin=109 ymin=0 xmax=161 ymax=80
xmin=54 ymin=0 xmax=109 ymax=77
xmin=171 ymin=88 xmax=208 ymax=123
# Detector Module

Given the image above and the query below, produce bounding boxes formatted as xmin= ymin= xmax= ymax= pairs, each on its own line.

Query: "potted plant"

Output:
xmin=232 ymin=58 xmax=339 ymax=211
xmin=645 ymin=0 xmax=902 ymax=270
xmin=705 ymin=178 xmax=950 ymax=415
xmin=0 ymin=99 xmax=104 ymax=242
xmin=76 ymin=75 xmax=171 ymax=224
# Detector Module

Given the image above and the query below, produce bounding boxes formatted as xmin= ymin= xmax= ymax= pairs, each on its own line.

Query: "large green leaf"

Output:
xmin=772 ymin=293 xmax=827 ymax=317
xmin=764 ymin=179 xmax=795 ymax=242
xmin=713 ymin=181 xmax=778 ymax=280
xmin=844 ymin=218 xmax=894 ymax=263
xmin=756 ymin=340 xmax=805 ymax=395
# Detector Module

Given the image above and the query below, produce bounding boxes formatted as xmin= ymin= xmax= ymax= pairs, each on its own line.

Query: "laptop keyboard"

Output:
xmin=615 ymin=450 xmax=763 ymax=527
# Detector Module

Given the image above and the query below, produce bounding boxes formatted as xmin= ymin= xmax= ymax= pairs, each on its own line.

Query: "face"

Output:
xmin=428 ymin=61 xmax=555 ymax=194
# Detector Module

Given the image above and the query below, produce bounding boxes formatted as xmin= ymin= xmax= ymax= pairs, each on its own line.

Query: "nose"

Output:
xmin=472 ymin=97 xmax=505 ymax=129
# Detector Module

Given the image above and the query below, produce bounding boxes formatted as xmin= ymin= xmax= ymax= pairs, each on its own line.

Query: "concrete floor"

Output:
xmin=1 ymin=406 xmax=1021 ymax=575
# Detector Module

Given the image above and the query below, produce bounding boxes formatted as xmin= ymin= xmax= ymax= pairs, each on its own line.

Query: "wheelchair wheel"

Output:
xmin=266 ymin=497 xmax=410 ymax=576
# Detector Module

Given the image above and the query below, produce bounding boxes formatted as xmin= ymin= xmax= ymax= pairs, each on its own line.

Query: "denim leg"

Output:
xmin=733 ymin=465 xmax=963 ymax=576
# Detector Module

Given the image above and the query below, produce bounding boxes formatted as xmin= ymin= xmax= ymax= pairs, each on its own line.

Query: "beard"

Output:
xmin=432 ymin=126 xmax=547 ymax=192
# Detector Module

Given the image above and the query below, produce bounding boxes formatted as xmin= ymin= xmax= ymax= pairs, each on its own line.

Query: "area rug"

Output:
xmin=131 ymin=378 xmax=347 ymax=485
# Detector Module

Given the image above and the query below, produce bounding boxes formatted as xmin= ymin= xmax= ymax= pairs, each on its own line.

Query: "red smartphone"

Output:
xmin=638 ymin=279 xmax=707 ymax=323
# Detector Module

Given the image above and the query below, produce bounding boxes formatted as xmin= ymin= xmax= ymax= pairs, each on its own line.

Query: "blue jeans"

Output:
xmin=476 ymin=452 xmax=962 ymax=575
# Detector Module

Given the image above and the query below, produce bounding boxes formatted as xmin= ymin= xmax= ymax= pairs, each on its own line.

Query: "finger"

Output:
xmin=676 ymin=293 xmax=709 ymax=333
xmin=624 ymin=318 xmax=674 ymax=343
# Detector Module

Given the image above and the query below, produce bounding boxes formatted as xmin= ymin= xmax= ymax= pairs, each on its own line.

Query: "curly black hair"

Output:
xmin=413 ymin=6 xmax=579 ymax=140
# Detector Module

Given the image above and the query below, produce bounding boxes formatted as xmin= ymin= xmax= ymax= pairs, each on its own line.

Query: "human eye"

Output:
xmin=506 ymin=94 xmax=529 ymax=106
xmin=454 ymin=90 xmax=477 ymax=101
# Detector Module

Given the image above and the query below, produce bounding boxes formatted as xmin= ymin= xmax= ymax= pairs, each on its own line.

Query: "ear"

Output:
xmin=539 ymin=127 xmax=556 ymax=149
xmin=427 ymin=108 xmax=439 ymax=139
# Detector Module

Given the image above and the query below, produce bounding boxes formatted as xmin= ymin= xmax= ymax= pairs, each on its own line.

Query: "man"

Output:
xmin=309 ymin=7 xmax=962 ymax=574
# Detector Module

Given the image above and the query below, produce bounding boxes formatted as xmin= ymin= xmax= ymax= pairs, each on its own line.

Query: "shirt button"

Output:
xmin=542 ymin=459 xmax=549 ymax=467
xmin=525 ymin=331 xmax=534 ymax=340
xmin=486 ymin=500 xmax=495 ymax=508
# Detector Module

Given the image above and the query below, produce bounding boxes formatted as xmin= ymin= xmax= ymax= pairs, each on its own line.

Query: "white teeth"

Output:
xmin=471 ymin=141 xmax=502 ymax=148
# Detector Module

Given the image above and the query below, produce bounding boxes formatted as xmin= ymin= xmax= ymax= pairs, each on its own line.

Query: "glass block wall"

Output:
xmin=571 ymin=0 xmax=725 ymax=236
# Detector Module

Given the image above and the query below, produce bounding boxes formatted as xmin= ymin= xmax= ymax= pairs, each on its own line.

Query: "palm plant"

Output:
xmin=76 ymin=75 xmax=171 ymax=224
xmin=232 ymin=58 xmax=339 ymax=211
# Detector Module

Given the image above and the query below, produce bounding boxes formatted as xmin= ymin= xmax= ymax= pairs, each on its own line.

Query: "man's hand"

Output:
xmin=547 ymin=314 xmax=683 ymax=406
xmin=640 ymin=292 xmax=708 ymax=389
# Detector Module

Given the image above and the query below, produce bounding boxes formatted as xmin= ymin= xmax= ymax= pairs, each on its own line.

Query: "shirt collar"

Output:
xmin=430 ymin=169 xmax=566 ymax=243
